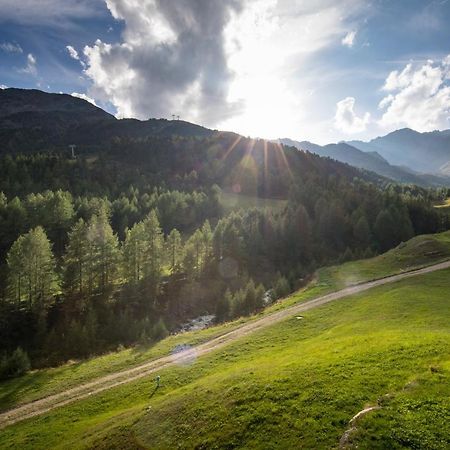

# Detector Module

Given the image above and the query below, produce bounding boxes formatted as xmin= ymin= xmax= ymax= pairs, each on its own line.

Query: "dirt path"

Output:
xmin=1 ymin=260 xmax=449 ymax=430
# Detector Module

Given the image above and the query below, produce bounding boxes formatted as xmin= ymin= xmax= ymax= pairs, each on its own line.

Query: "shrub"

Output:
xmin=0 ymin=347 xmax=31 ymax=380
xmin=152 ymin=318 xmax=169 ymax=341
xmin=274 ymin=275 xmax=290 ymax=299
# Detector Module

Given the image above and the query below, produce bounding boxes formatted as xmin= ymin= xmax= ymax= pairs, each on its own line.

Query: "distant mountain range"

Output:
xmin=280 ymin=128 xmax=450 ymax=187
xmin=348 ymin=128 xmax=450 ymax=175
xmin=1 ymin=88 xmax=450 ymax=187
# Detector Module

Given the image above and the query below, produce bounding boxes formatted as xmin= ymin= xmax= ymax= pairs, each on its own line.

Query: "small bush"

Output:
xmin=274 ymin=275 xmax=290 ymax=299
xmin=152 ymin=318 xmax=169 ymax=341
xmin=0 ymin=347 xmax=31 ymax=380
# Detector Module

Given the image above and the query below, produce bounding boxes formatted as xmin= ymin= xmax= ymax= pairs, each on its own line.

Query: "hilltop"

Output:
xmin=0 ymin=88 xmax=213 ymax=153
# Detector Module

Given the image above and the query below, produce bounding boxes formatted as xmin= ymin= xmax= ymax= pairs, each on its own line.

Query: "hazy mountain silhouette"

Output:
xmin=348 ymin=128 xmax=450 ymax=175
xmin=279 ymin=138 xmax=450 ymax=187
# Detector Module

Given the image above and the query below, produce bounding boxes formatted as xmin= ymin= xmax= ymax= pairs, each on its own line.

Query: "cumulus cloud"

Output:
xmin=379 ymin=56 xmax=450 ymax=131
xmin=83 ymin=0 xmax=243 ymax=124
xmin=71 ymin=92 xmax=98 ymax=106
xmin=0 ymin=42 xmax=23 ymax=53
xmin=19 ymin=53 xmax=37 ymax=75
xmin=342 ymin=30 xmax=356 ymax=48
xmin=334 ymin=96 xmax=370 ymax=133
xmin=0 ymin=85 xmax=8 ymax=89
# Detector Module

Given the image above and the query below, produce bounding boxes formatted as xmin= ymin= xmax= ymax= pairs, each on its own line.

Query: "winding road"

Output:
xmin=1 ymin=260 xmax=449 ymax=430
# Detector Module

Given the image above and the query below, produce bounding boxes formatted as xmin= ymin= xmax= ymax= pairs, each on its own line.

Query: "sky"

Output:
xmin=1 ymin=0 xmax=450 ymax=144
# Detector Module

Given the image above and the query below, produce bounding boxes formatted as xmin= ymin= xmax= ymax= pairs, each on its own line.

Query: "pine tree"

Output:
xmin=7 ymin=226 xmax=58 ymax=309
xmin=141 ymin=210 xmax=164 ymax=300
xmin=353 ymin=215 xmax=371 ymax=248
xmin=63 ymin=219 xmax=89 ymax=295
xmin=166 ymin=228 xmax=183 ymax=274
xmin=187 ymin=229 xmax=204 ymax=277
xmin=86 ymin=214 xmax=121 ymax=294
xmin=215 ymin=289 xmax=231 ymax=322
xmin=374 ymin=209 xmax=396 ymax=251
xmin=123 ymin=221 xmax=146 ymax=284
xmin=87 ymin=214 xmax=121 ymax=293
xmin=243 ymin=279 xmax=256 ymax=315
xmin=255 ymin=283 xmax=265 ymax=310
xmin=47 ymin=190 xmax=75 ymax=254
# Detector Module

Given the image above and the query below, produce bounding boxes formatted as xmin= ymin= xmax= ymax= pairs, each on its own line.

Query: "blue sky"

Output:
xmin=1 ymin=0 xmax=450 ymax=144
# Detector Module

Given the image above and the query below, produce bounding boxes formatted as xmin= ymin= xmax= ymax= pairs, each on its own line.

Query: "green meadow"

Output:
xmin=1 ymin=231 xmax=450 ymax=449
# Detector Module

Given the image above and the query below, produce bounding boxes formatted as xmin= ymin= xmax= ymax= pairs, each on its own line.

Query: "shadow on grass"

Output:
xmin=0 ymin=370 xmax=54 ymax=412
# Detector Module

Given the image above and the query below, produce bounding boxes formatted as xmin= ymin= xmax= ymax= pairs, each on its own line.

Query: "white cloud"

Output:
xmin=0 ymin=42 xmax=23 ymax=53
xmin=19 ymin=53 xmax=37 ymax=75
xmin=71 ymin=92 xmax=98 ymax=106
xmin=66 ymin=45 xmax=86 ymax=68
xmin=342 ymin=30 xmax=356 ymax=48
xmin=0 ymin=85 xmax=8 ymax=89
xmin=382 ymin=63 xmax=413 ymax=91
xmin=66 ymin=45 xmax=79 ymax=60
xmin=334 ymin=96 xmax=370 ymax=133
xmin=0 ymin=0 xmax=104 ymax=26
xmin=378 ymin=94 xmax=394 ymax=109
xmin=82 ymin=0 xmax=368 ymax=136
xmin=379 ymin=56 xmax=450 ymax=131
xmin=84 ymin=0 xmax=244 ymax=123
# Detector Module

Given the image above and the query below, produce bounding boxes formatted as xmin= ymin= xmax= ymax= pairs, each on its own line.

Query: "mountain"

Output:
xmin=279 ymin=138 xmax=450 ymax=187
xmin=0 ymin=88 xmax=114 ymax=121
xmin=0 ymin=88 xmax=213 ymax=152
xmin=2 ymin=88 xmax=449 ymax=187
xmin=348 ymin=128 xmax=450 ymax=175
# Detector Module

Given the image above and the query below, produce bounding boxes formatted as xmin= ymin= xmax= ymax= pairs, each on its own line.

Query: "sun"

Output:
xmin=219 ymin=0 xmax=304 ymax=139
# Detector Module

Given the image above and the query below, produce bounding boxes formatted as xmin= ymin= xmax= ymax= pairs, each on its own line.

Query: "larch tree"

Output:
xmin=201 ymin=220 xmax=213 ymax=269
xmin=166 ymin=228 xmax=183 ymax=274
xmin=63 ymin=218 xmax=89 ymax=296
xmin=7 ymin=226 xmax=58 ymax=310
xmin=142 ymin=210 xmax=164 ymax=299
xmin=87 ymin=214 xmax=121 ymax=294
xmin=123 ymin=221 xmax=146 ymax=285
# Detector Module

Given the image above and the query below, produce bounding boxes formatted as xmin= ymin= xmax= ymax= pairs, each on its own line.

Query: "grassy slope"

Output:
xmin=434 ymin=197 xmax=450 ymax=209
xmin=1 ymin=268 xmax=449 ymax=449
xmin=1 ymin=231 xmax=450 ymax=415
xmin=320 ymin=230 xmax=450 ymax=289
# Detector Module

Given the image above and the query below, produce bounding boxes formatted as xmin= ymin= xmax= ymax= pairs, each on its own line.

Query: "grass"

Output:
xmin=1 ymin=267 xmax=449 ymax=449
xmin=1 ymin=230 xmax=450 ymax=415
xmin=320 ymin=229 xmax=450 ymax=289
xmin=434 ymin=197 xmax=450 ymax=209
xmin=219 ymin=191 xmax=287 ymax=212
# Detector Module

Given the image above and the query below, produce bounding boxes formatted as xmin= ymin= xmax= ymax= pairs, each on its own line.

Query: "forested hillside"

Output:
xmin=0 ymin=89 xmax=449 ymax=377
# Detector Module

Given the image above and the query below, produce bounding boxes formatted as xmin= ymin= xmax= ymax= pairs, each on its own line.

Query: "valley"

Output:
xmin=0 ymin=87 xmax=449 ymax=449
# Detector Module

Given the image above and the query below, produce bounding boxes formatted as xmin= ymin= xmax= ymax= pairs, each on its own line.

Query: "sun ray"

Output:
xmin=221 ymin=134 xmax=242 ymax=161
xmin=275 ymin=142 xmax=294 ymax=181
xmin=263 ymin=139 xmax=269 ymax=197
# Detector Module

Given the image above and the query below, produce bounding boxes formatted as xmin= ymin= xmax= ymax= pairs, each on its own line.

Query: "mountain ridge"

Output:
xmin=279 ymin=137 xmax=450 ymax=187
xmin=1 ymin=87 xmax=450 ymax=187
xmin=348 ymin=127 xmax=450 ymax=175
